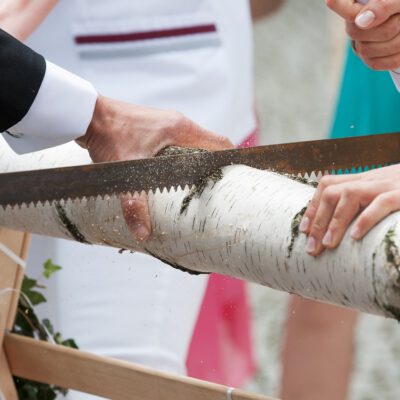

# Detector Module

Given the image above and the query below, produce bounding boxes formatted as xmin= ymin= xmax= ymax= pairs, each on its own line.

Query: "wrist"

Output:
xmin=76 ymin=94 xmax=109 ymax=150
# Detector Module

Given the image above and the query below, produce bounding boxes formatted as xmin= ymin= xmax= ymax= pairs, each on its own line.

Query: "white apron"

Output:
xmin=7 ymin=2 xmax=255 ymax=398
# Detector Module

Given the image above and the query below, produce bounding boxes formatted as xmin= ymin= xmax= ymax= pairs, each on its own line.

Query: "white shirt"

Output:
xmin=3 ymin=59 xmax=97 ymax=154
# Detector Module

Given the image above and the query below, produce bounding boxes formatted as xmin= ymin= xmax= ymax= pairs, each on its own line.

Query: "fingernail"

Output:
xmin=299 ymin=217 xmax=310 ymax=232
xmin=132 ymin=224 xmax=150 ymax=241
xmin=322 ymin=231 xmax=333 ymax=247
xmin=350 ymin=226 xmax=361 ymax=240
xmin=306 ymin=237 xmax=316 ymax=254
xmin=355 ymin=10 xmax=375 ymax=28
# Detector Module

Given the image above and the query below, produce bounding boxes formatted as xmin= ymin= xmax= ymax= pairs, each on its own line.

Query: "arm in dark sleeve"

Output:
xmin=0 ymin=28 xmax=45 ymax=131
xmin=0 ymin=29 xmax=97 ymax=154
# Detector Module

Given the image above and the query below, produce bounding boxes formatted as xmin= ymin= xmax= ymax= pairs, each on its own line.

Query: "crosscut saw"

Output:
xmin=0 ymin=132 xmax=399 ymax=208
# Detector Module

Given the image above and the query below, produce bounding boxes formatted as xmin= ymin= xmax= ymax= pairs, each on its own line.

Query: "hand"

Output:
xmin=299 ymin=164 xmax=400 ymax=256
xmin=327 ymin=0 xmax=400 ymax=70
xmin=0 ymin=0 xmax=57 ymax=40
xmin=77 ymin=95 xmax=233 ymax=241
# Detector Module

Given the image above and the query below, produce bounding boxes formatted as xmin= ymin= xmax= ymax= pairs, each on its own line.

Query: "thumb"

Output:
xmin=355 ymin=0 xmax=400 ymax=29
xmin=326 ymin=0 xmax=363 ymax=21
xmin=121 ymin=192 xmax=151 ymax=241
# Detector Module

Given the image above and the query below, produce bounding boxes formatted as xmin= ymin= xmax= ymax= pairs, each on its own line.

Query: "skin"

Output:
xmin=0 ymin=0 xmax=58 ymax=40
xmin=302 ymin=0 xmax=400 ymax=256
xmin=281 ymin=299 xmax=357 ymax=400
xmin=0 ymin=2 xmax=233 ymax=241
xmin=327 ymin=0 xmax=400 ymax=70
xmin=77 ymin=96 xmax=232 ymax=241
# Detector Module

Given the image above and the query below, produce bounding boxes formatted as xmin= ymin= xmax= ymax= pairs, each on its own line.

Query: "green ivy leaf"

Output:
xmin=22 ymin=277 xmax=37 ymax=292
xmin=25 ymin=290 xmax=47 ymax=306
xmin=61 ymin=338 xmax=78 ymax=349
xmin=43 ymin=259 xmax=62 ymax=279
xmin=14 ymin=260 xmax=74 ymax=399
xmin=42 ymin=319 xmax=54 ymax=335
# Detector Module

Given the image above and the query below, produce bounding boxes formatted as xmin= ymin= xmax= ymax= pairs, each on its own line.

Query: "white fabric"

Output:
xmin=4 ymin=61 xmax=97 ymax=154
xmin=17 ymin=2 xmax=255 ymax=399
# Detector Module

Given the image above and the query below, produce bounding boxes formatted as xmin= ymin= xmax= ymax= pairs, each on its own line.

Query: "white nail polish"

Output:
xmin=322 ymin=231 xmax=333 ymax=247
xmin=350 ymin=226 xmax=361 ymax=240
xmin=299 ymin=217 xmax=310 ymax=232
xmin=306 ymin=237 xmax=316 ymax=253
xmin=355 ymin=10 xmax=375 ymax=28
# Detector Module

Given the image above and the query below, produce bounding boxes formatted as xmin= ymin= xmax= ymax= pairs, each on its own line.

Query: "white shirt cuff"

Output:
xmin=3 ymin=60 xmax=97 ymax=154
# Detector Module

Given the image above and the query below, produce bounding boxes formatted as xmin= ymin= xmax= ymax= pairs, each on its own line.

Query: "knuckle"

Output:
xmin=165 ymin=110 xmax=187 ymax=133
xmin=346 ymin=23 xmax=361 ymax=40
xmin=342 ymin=185 xmax=357 ymax=199
xmin=367 ymin=58 xmax=384 ymax=70
xmin=318 ymin=175 xmax=335 ymax=190
xmin=376 ymin=192 xmax=398 ymax=208
xmin=330 ymin=213 xmax=344 ymax=229
xmin=379 ymin=0 xmax=392 ymax=15
xmin=382 ymin=20 xmax=398 ymax=40
xmin=321 ymin=187 xmax=339 ymax=207
xmin=310 ymin=222 xmax=324 ymax=237
xmin=356 ymin=42 xmax=368 ymax=57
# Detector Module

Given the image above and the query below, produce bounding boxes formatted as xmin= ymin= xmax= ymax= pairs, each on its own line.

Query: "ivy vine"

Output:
xmin=12 ymin=259 xmax=78 ymax=400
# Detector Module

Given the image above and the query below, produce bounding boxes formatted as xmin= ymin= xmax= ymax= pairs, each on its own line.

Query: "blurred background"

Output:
xmin=247 ymin=1 xmax=400 ymax=399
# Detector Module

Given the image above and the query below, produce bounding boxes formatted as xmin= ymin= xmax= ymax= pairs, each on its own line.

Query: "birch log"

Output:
xmin=1 ymin=139 xmax=400 ymax=319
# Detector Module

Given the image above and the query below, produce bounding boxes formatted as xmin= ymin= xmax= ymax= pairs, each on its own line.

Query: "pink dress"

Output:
xmin=187 ymin=130 xmax=258 ymax=387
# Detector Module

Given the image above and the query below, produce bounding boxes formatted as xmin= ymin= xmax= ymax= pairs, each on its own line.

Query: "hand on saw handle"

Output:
xmin=300 ymin=164 xmax=400 ymax=256
xmin=327 ymin=0 xmax=400 ymax=91
xmin=77 ymin=95 xmax=233 ymax=241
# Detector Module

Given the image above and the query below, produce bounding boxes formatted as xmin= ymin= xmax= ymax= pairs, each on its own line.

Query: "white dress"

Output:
xmin=10 ymin=1 xmax=255 ymax=398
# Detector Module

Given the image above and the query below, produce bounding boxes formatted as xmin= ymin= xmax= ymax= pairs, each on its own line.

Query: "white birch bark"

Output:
xmin=1 ymin=138 xmax=400 ymax=319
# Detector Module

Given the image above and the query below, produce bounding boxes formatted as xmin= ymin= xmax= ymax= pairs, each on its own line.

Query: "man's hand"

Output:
xmin=77 ymin=95 xmax=233 ymax=241
xmin=299 ymin=165 xmax=400 ymax=256
xmin=327 ymin=0 xmax=400 ymax=70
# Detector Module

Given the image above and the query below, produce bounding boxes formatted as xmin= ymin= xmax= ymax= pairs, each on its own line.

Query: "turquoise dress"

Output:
xmin=330 ymin=44 xmax=400 ymax=138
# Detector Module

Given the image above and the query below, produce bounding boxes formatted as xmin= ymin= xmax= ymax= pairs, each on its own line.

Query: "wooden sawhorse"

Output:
xmin=0 ymin=228 xmax=277 ymax=400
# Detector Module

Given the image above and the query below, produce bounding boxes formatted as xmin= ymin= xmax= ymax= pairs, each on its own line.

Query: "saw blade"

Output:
xmin=1 ymin=132 xmax=399 ymax=208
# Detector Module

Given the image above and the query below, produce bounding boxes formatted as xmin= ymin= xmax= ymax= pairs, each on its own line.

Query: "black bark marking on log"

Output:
xmin=382 ymin=304 xmax=400 ymax=321
xmin=375 ymin=229 xmax=400 ymax=320
xmin=180 ymin=168 xmax=224 ymax=215
xmin=342 ymin=294 xmax=350 ymax=303
xmin=288 ymin=206 xmax=307 ymax=258
xmin=384 ymin=228 xmax=400 ymax=286
xmin=325 ymin=285 xmax=332 ymax=296
xmin=284 ymin=174 xmax=318 ymax=188
xmin=144 ymin=248 xmax=207 ymax=275
xmin=55 ymin=203 xmax=90 ymax=244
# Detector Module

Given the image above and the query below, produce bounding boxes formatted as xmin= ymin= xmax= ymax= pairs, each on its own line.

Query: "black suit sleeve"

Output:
xmin=0 ymin=29 xmax=46 ymax=132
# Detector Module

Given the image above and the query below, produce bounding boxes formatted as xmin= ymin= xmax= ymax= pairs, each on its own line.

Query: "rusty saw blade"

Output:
xmin=1 ymin=132 xmax=400 ymax=208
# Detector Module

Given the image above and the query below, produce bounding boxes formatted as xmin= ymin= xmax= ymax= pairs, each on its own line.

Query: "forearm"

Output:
xmin=0 ymin=0 xmax=57 ymax=40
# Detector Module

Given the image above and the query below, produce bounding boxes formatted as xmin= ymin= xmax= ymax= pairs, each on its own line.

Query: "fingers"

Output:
xmin=300 ymin=165 xmax=400 ymax=256
xmin=326 ymin=0 xmax=362 ymax=21
xmin=300 ymin=174 xmax=360 ymax=235
xmin=354 ymin=0 xmax=400 ymax=29
xmin=362 ymin=52 xmax=400 ymax=70
xmin=347 ymin=14 xmax=400 ymax=42
xmin=351 ymin=189 xmax=400 ymax=239
xmin=121 ymin=192 xmax=151 ymax=241
xmin=305 ymin=182 xmax=370 ymax=256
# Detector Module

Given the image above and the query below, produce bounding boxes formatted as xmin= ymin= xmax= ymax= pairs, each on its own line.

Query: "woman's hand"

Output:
xmin=327 ymin=0 xmax=400 ymax=70
xmin=300 ymin=164 xmax=400 ymax=256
